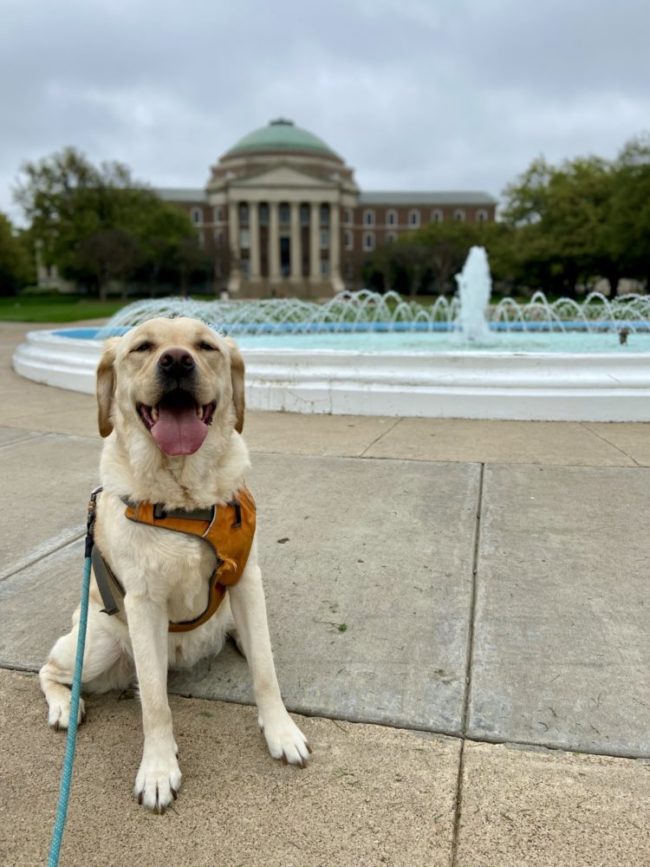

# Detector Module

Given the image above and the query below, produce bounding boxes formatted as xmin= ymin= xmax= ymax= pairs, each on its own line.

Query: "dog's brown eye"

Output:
xmin=198 ymin=341 xmax=218 ymax=352
xmin=132 ymin=341 xmax=153 ymax=353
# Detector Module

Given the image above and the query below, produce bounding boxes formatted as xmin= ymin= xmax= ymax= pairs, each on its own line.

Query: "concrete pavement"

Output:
xmin=2 ymin=320 xmax=650 ymax=866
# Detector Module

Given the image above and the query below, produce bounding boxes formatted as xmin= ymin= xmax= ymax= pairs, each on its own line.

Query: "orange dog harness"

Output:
xmin=92 ymin=487 xmax=256 ymax=632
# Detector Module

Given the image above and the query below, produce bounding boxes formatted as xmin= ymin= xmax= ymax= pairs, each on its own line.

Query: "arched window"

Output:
xmin=191 ymin=207 xmax=203 ymax=225
xmin=476 ymin=209 xmax=489 ymax=222
xmin=363 ymin=232 xmax=375 ymax=252
xmin=363 ymin=209 xmax=375 ymax=227
xmin=386 ymin=209 xmax=397 ymax=227
xmin=454 ymin=209 xmax=466 ymax=222
xmin=343 ymin=208 xmax=353 ymax=225
xmin=408 ymin=209 xmax=420 ymax=228
xmin=213 ymin=206 xmax=223 ymax=223
xmin=431 ymin=209 xmax=443 ymax=223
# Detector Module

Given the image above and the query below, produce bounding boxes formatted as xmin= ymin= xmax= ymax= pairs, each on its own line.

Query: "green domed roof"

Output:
xmin=225 ymin=119 xmax=338 ymax=158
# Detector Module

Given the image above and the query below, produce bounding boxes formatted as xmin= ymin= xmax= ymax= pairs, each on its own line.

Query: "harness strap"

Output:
xmin=120 ymin=496 xmax=214 ymax=522
xmin=91 ymin=546 xmax=124 ymax=616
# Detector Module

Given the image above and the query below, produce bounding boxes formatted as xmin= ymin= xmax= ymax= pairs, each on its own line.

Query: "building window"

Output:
xmin=454 ymin=209 xmax=466 ymax=222
xmin=239 ymin=229 xmax=250 ymax=249
xmin=320 ymin=204 xmax=330 ymax=227
xmin=386 ymin=209 xmax=397 ymax=227
xmin=279 ymin=203 xmax=290 ymax=225
xmin=343 ymin=208 xmax=353 ymax=225
xmin=321 ymin=260 xmax=330 ymax=277
xmin=240 ymin=258 xmax=250 ymax=277
xmin=408 ymin=209 xmax=420 ymax=228
xmin=213 ymin=206 xmax=222 ymax=223
xmin=363 ymin=232 xmax=375 ymax=252
xmin=431 ymin=209 xmax=443 ymax=223
xmin=300 ymin=203 xmax=310 ymax=226
xmin=320 ymin=230 xmax=330 ymax=249
xmin=363 ymin=209 xmax=375 ymax=227
xmin=191 ymin=207 xmax=202 ymax=225
xmin=238 ymin=202 xmax=249 ymax=226
xmin=386 ymin=232 xmax=397 ymax=243
xmin=344 ymin=229 xmax=353 ymax=251
xmin=259 ymin=203 xmax=269 ymax=226
xmin=476 ymin=209 xmax=488 ymax=222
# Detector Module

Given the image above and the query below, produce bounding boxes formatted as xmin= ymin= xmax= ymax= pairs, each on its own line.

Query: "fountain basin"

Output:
xmin=13 ymin=326 xmax=650 ymax=421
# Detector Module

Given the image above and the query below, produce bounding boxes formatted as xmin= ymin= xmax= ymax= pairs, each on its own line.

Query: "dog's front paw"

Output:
xmin=260 ymin=710 xmax=311 ymax=768
xmin=48 ymin=693 xmax=86 ymax=731
xmin=134 ymin=742 xmax=182 ymax=813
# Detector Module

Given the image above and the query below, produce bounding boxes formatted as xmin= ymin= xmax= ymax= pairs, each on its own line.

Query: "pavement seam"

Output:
xmin=580 ymin=421 xmax=642 ymax=467
xmin=451 ymin=461 xmax=484 ymax=867
xmin=0 ymin=431 xmax=47 ymax=450
xmin=5 ymin=669 xmax=650 ymax=763
xmin=358 ymin=417 xmax=404 ymax=457
xmin=0 ymin=529 xmax=85 ymax=584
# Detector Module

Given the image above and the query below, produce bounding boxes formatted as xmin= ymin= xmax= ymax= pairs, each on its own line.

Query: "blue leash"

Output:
xmin=47 ymin=489 xmax=99 ymax=867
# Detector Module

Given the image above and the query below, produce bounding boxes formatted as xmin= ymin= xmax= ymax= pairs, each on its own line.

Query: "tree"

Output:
xmin=0 ymin=213 xmax=33 ymax=295
xmin=14 ymin=147 xmax=199 ymax=298
xmin=369 ymin=221 xmax=490 ymax=296
xmin=608 ymin=136 xmax=650 ymax=287
xmin=501 ymin=153 xmax=624 ymax=297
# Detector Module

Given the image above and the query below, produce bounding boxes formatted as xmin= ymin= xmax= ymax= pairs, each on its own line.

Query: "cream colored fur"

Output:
xmin=39 ymin=317 xmax=310 ymax=812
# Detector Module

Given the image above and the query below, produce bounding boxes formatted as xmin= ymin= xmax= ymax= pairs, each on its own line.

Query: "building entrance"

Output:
xmin=280 ymin=236 xmax=291 ymax=277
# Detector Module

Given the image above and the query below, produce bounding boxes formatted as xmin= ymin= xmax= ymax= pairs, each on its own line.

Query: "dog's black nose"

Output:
xmin=158 ymin=348 xmax=195 ymax=378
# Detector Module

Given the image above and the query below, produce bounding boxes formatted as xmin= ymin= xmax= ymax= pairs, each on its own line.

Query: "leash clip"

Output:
xmin=85 ymin=486 xmax=103 ymax=558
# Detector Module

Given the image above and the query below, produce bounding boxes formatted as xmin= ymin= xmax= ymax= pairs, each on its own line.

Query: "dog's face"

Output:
xmin=96 ymin=317 xmax=245 ymax=456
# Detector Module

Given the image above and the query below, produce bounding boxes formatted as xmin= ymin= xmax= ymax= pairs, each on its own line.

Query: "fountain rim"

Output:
xmin=13 ymin=325 xmax=650 ymax=421
xmin=21 ymin=325 xmax=650 ymax=361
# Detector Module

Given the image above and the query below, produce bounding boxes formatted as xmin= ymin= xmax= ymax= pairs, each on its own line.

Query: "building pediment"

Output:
xmin=231 ymin=164 xmax=337 ymax=190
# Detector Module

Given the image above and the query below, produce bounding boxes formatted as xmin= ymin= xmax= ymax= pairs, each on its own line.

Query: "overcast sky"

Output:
xmin=2 ymin=0 xmax=648 ymax=222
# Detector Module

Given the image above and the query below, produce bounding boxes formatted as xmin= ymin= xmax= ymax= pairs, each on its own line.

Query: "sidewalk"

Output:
xmin=1 ymin=321 xmax=650 ymax=866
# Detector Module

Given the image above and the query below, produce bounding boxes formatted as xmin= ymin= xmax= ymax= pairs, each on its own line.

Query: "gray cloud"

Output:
xmin=2 ymin=0 xmax=648 ymax=222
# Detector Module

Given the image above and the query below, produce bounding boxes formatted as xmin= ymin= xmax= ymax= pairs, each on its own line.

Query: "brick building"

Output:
xmin=158 ymin=119 xmax=497 ymax=297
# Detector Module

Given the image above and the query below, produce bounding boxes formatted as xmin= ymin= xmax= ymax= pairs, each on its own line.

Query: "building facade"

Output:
xmin=158 ymin=119 xmax=497 ymax=297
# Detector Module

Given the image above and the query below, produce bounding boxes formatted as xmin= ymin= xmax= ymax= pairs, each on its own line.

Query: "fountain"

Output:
xmin=455 ymin=246 xmax=491 ymax=342
xmin=12 ymin=248 xmax=650 ymax=421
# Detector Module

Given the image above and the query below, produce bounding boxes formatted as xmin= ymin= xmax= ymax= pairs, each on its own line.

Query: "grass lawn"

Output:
xmin=0 ymin=295 xmax=130 ymax=323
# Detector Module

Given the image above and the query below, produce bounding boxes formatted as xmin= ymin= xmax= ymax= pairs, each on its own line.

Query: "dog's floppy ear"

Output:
xmin=226 ymin=338 xmax=245 ymax=434
xmin=96 ymin=338 xmax=119 ymax=437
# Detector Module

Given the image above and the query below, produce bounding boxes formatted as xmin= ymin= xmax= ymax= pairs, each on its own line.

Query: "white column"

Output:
xmin=269 ymin=201 xmax=280 ymax=281
xmin=330 ymin=204 xmax=342 ymax=292
xmin=290 ymin=202 xmax=302 ymax=280
xmin=310 ymin=202 xmax=320 ymax=282
xmin=249 ymin=202 xmax=260 ymax=280
xmin=227 ymin=200 xmax=240 ymax=293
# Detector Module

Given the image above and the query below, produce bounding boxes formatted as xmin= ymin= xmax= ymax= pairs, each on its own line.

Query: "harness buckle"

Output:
xmin=230 ymin=499 xmax=242 ymax=529
xmin=153 ymin=503 xmax=167 ymax=520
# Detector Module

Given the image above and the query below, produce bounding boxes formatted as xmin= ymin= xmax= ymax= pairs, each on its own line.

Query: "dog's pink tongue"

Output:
xmin=151 ymin=404 xmax=208 ymax=456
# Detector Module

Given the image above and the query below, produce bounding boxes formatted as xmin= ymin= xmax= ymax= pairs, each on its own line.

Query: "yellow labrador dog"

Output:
xmin=39 ymin=316 xmax=310 ymax=811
